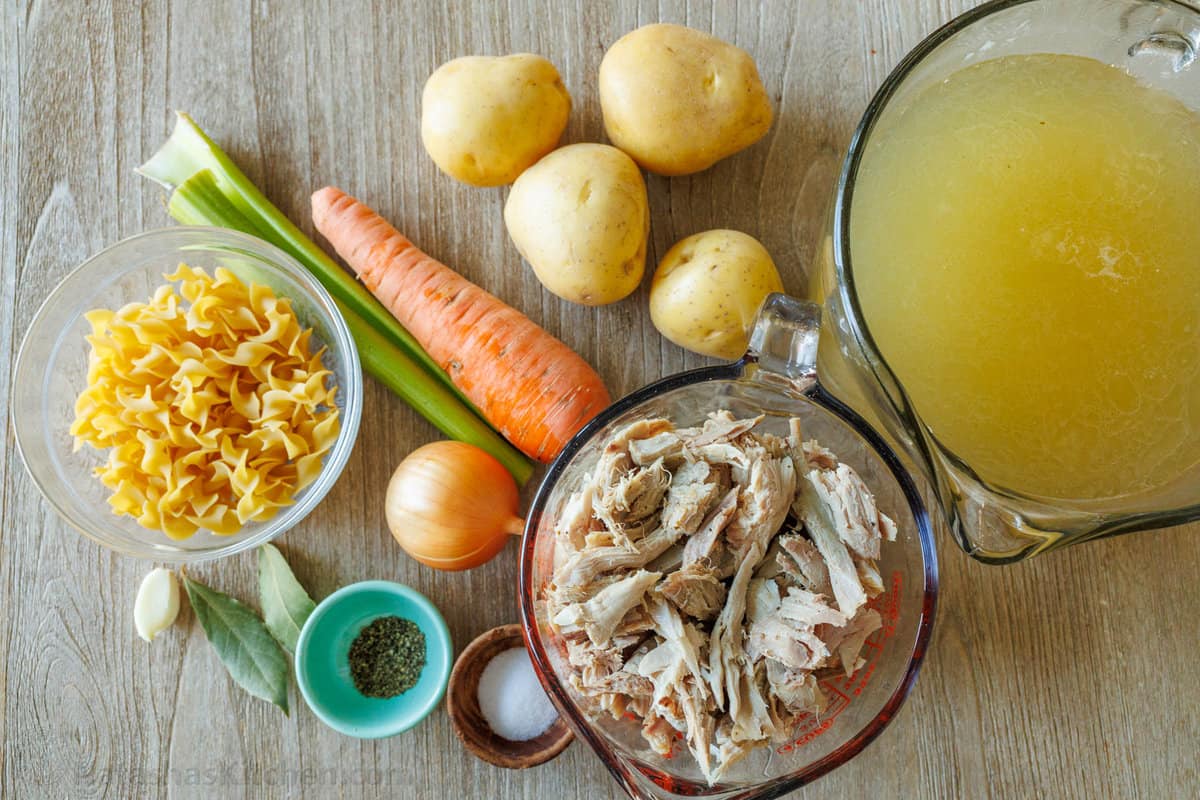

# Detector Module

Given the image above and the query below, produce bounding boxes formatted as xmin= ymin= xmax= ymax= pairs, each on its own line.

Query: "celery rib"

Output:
xmin=137 ymin=113 xmax=533 ymax=485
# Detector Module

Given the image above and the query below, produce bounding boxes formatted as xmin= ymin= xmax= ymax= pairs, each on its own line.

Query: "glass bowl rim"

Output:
xmin=518 ymin=361 xmax=938 ymax=796
xmin=10 ymin=225 xmax=363 ymax=563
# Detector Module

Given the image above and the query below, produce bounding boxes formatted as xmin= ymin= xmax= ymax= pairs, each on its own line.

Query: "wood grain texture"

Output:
xmin=2 ymin=1 xmax=1198 ymax=798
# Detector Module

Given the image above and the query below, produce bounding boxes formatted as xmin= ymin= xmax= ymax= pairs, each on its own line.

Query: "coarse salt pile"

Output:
xmin=476 ymin=647 xmax=559 ymax=741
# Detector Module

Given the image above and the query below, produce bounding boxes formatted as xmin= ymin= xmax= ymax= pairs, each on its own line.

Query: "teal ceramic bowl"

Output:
xmin=295 ymin=580 xmax=453 ymax=738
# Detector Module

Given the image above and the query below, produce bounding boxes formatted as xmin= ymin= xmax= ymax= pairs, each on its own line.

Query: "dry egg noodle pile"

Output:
xmin=70 ymin=264 xmax=340 ymax=539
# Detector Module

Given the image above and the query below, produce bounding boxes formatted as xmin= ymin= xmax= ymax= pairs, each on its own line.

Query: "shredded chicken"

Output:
xmin=554 ymin=526 xmax=681 ymax=589
xmin=681 ymin=486 xmax=738 ymax=569
xmin=657 ymin=562 xmax=727 ymax=620
xmin=629 ymin=430 xmax=685 ymax=465
xmin=645 ymin=542 xmax=685 ymax=574
xmin=821 ymin=607 xmax=883 ymax=676
xmin=555 ymin=486 xmax=596 ymax=553
xmin=545 ymin=412 xmax=897 ymax=784
xmin=688 ymin=413 xmax=764 ymax=446
xmin=797 ymin=471 xmax=868 ymax=618
xmin=777 ymin=532 xmax=834 ymax=596
xmin=552 ymin=569 xmax=662 ymax=645
xmin=723 ymin=452 xmax=796 ymax=565
xmin=765 ymin=659 xmax=827 ymax=714
xmin=661 ymin=459 xmax=727 ymax=534
xmin=594 ymin=458 xmax=671 ymax=544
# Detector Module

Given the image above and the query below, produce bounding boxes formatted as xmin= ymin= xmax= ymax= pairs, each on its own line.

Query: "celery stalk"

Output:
xmin=167 ymin=168 xmax=261 ymax=231
xmin=136 ymin=114 xmax=533 ymax=485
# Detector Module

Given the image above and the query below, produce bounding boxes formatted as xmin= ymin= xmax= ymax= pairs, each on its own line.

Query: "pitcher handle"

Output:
xmin=744 ymin=293 xmax=821 ymax=392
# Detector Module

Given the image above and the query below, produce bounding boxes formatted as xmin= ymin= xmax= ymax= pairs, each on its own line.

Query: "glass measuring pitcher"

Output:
xmin=520 ymin=295 xmax=936 ymax=799
xmin=812 ymin=0 xmax=1200 ymax=563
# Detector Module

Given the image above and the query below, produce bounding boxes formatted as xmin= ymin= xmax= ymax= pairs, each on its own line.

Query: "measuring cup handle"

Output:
xmin=744 ymin=293 xmax=821 ymax=390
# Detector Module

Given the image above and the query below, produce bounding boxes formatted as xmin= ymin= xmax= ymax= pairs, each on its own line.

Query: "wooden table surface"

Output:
xmin=3 ymin=1 xmax=1198 ymax=798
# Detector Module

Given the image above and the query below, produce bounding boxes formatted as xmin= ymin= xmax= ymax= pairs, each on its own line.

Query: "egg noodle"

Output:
xmin=70 ymin=264 xmax=340 ymax=539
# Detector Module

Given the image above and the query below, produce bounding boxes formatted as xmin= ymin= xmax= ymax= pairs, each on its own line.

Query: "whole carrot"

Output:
xmin=312 ymin=186 xmax=611 ymax=463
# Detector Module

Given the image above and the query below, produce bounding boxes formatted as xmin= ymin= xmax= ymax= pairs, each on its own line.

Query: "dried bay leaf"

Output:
xmin=181 ymin=574 xmax=289 ymax=714
xmin=258 ymin=543 xmax=316 ymax=654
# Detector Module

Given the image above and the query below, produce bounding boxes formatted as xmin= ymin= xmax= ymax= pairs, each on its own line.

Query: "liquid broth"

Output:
xmin=851 ymin=54 xmax=1200 ymax=499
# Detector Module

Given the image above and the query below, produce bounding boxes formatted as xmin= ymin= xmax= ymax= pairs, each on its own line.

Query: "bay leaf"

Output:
xmin=258 ymin=543 xmax=316 ymax=654
xmin=181 ymin=574 xmax=289 ymax=714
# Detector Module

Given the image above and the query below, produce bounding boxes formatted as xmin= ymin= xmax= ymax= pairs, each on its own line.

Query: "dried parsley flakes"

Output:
xmin=348 ymin=615 xmax=426 ymax=698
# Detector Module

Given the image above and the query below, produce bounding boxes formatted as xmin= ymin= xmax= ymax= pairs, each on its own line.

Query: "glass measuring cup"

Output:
xmin=519 ymin=295 xmax=936 ymax=799
xmin=812 ymin=0 xmax=1200 ymax=563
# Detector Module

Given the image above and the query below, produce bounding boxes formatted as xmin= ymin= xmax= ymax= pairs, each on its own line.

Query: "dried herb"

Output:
xmin=257 ymin=544 xmax=315 ymax=654
xmin=181 ymin=573 xmax=290 ymax=714
xmin=348 ymin=616 xmax=426 ymax=698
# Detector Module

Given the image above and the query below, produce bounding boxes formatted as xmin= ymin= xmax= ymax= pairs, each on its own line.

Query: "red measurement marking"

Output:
xmin=822 ymin=680 xmax=851 ymax=705
xmin=851 ymin=663 xmax=876 ymax=696
xmin=886 ymin=571 xmax=902 ymax=623
xmin=790 ymin=717 xmax=835 ymax=748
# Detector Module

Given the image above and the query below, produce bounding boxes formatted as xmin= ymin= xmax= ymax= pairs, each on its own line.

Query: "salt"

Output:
xmin=476 ymin=647 xmax=559 ymax=741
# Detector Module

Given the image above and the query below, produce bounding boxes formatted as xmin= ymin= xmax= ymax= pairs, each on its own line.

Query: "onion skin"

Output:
xmin=385 ymin=441 xmax=525 ymax=571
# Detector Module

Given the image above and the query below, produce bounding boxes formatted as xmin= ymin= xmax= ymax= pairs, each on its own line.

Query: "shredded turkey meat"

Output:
xmin=545 ymin=413 xmax=897 ymax=784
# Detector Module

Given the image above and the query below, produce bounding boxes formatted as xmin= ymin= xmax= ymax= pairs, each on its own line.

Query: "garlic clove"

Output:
xmin=135 ymin=567 xmax=181 ymax=642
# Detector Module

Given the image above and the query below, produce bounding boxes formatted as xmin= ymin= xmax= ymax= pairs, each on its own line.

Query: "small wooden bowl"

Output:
xmin=447 ymin=623 xmax=574 ymax=769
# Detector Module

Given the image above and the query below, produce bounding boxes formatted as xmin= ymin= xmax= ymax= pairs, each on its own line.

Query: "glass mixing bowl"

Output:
xmin=519 ymin=295 xmax=937 ymax=799
xmin=11 ymin=227 xmax=362 ymax=563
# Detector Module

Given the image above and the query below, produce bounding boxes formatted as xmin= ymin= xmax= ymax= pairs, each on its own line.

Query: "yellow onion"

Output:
xmin=385 ymin=441 xmax=525 ymax=571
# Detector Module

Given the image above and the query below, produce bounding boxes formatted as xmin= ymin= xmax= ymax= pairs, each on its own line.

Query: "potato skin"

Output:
xmin=504 ymin=143 xmax=649 ymax=306
xmin=650 ymin=229 xmax=784 ymax=359
xmin=599 ymin=24 xmax=772 ymax=176
xmin=421 ymin=54 xmax=571 ymax=187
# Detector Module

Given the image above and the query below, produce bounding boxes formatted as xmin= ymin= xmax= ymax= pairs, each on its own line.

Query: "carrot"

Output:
xmin=312 ymin=186 xmax=612 ymax=463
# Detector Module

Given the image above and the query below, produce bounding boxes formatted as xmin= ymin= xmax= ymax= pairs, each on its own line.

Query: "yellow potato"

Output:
xmin=421 ymin=54 xmax=571 ymax=187
xmin=504 ymin=143 xmax=649 ymax=306
xmin=650 ymin=229 xmax=784 ymax=359
xmin=599 ymin=24 xmax=773 ymax=176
